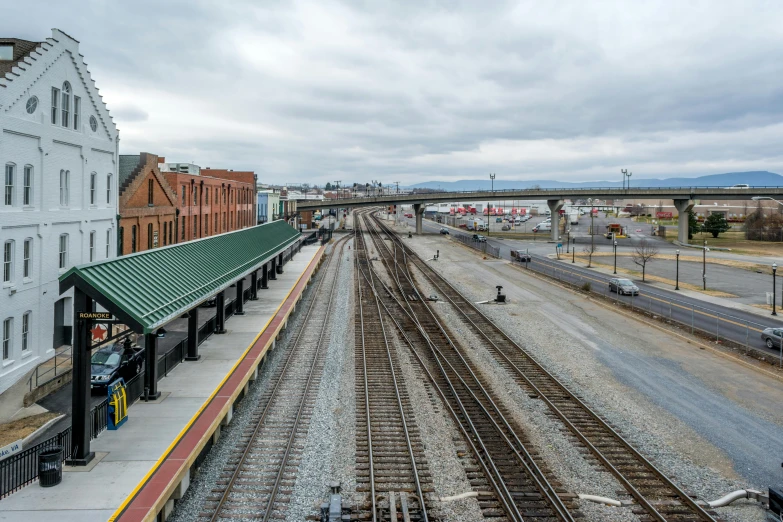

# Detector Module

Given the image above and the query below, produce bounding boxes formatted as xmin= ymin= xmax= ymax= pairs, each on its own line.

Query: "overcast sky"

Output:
xmin=7 ymin=1 xmax=783 ymax=185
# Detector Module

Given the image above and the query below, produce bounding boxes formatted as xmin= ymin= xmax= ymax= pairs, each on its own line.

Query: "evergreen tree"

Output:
xmin=702 ymin=213 xmax=731 ymax=238
xmin=687 ymin=210 xmax=700 ymax=240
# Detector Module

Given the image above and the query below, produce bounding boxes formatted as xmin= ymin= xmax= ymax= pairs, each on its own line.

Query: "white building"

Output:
xmin=0 ymin=29 xmax=118 ymax=393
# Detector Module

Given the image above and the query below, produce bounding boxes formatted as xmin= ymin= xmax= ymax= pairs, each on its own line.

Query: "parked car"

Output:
xmin=501 ymin=224 xmax=511 ymax=231
xmin=472 ymin=234 xmax=487 ymax=242
xmin=608 ymin=278 xmax=640 ymax=296
xmin=761 ymin=327 xmax=783 ymax=349
xmin=404 ymin=213 xmax=413 ymax=218
xmin=495 ymin=217 xmax=503 ymax=223
xmin=511 ymin=250 xmax=531 ymax=262
xmin=91 ymin=340 xmax=145 ymax=393
xmin=458 ymin=223 xmax=467 ymax=229
xmin=439 ymin=228 xmax=450 ymax=235
xmin=532 ymin=222 xmax=551 ymax=233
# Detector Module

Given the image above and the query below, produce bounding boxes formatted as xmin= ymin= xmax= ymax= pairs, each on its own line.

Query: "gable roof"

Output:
xmin=0 ymin=38 xmax=41 ymax=77
xmin=59 ymin=221 xmax=301 ymax=334
xmin=119 ymin=155 xmax=141 ymax=189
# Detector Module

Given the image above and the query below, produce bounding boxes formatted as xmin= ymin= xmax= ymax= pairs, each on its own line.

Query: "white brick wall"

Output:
xmin=0 ymin=29 xmax=118 ymax=393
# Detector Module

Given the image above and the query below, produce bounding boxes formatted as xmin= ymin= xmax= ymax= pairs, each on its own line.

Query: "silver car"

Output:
xmin=761 ymin=327 xmax=783 ymax=349
xmin=609 ymin=278 xmax=639 ymax=296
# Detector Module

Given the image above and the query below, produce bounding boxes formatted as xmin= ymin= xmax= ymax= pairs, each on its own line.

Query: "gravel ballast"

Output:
xmin=397 ymin=230 xmax=771 ymax=522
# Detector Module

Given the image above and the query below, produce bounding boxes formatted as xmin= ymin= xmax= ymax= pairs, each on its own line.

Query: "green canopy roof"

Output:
xmin=60 ymin=221 xmax=300 ymax=334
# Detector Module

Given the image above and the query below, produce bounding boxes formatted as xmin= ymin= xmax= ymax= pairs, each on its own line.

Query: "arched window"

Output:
xmin=147 ymin=223 xmax=153 ymax=249
xmin=90 ymin=172 xmax=97 ymax=205
xmin=61 ymin=82 xmax=71 ymax=128
xmin=131 ymin=225 xmax=137 ymax=253
xmin=148 ymin=179 xmax=154 ymax=205
xmin=163 ymin=222 xmax=167 ymax=246
xmin=23 ymin=165 xmax=32 ymax=206
xmin=4 ymin=163 xmax=15 ymax=206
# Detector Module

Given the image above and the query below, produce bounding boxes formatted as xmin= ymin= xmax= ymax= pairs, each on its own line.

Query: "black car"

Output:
xmin=511 ymin=250 xmax=531 ymax=262
xmin=439 ymin=228 xmax=450 ymax=235
xmin=91 ymin=340 xmax=145 ymax=393
xmin=609 ymin=278 xmax=640 ymax=296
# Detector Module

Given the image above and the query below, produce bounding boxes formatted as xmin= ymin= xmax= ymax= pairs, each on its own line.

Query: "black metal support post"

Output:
xmin=270 ymin=258 xmax=277 ymax=280
xmin=261 ymin=264 xmax=269 ymax=288
xmin=186 ymin=308 xmax=200 ymax=361
xmin=67 ymin=288 xmax=94 ymax=466
xmin=235 ymin=279 xmax=245 ymax=315
xmin=143 ymin=332 xmax=160 ymax=400
xmin=613 ymin=241 xmax=617 ymax=274
xmin=215 ymin=291 xmax=227 ymax=333
xmin=276 ymin=252 xmax=284 ymax=274
xmin=572 ymin=238 xmax=575 ymax=263
xmin=773 ymin=265 xmax=778 ymax=316
xmin=675 ymin=251 xmax=680 ymax=290
xmin=250 ymin=271 xmax=258 ymax=300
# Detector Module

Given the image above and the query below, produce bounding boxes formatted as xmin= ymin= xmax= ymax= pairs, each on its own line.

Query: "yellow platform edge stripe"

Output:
xmin=108 ymin=245 xmax=326 ymax=522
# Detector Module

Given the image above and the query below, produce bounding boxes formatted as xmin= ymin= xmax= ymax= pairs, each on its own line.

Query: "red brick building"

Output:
xmin=162 ymin=164 xmax=256 ymax=243
xmin=118 ymin=153 xmax=178 ymax=255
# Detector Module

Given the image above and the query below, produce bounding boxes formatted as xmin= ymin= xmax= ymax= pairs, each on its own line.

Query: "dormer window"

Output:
xmin=0 ymin=44 xmax=12 ymax=61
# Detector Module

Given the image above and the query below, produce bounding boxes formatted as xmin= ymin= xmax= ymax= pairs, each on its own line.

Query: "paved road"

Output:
xmin=410 ymin=216 xmax=783 ymax=357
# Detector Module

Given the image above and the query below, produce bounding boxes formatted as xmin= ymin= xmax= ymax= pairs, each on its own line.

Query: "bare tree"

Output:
xmin=632 ymin=239 xmax=659 ymax=281
xmin=582 ymin=243 xmax=598 ymax=268
xmin=657 ymin=200 xmax=664 ymax=214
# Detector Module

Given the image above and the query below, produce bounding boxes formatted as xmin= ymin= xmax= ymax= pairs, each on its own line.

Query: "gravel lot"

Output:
xmin=397 ymin=230 xmax=773 ymax=522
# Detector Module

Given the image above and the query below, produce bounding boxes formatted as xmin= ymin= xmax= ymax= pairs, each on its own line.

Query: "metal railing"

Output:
xmin=519 ymin=255 xmax=782 ymax=365
xmin=0 ymin=426 xmax=72 ymax=499
xmin=453 ymin=233 xmax=501 ymax=258
xmin=26 ymin=345 xmax=73 ymax=392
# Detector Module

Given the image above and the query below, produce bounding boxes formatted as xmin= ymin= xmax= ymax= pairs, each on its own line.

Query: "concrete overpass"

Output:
xmin=298 ymin=186 xmax=783 ymax=243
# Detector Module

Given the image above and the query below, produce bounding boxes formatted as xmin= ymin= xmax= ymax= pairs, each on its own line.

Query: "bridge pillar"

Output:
xmin=547 ymin=199 xmax=565 ymax=242
xmin=413 ymin=203 xmax=425 ymax=234
xmin=673 ymin=199 xmax=695 ymax=243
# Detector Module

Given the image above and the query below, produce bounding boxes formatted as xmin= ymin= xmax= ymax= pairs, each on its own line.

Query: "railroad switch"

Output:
xmin=495 ymin=285 xmax=506 ymax=303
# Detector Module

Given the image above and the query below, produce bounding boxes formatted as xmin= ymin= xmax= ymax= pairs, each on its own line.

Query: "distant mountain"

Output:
xmin=408 ymin=171 xmax=783 ymax=190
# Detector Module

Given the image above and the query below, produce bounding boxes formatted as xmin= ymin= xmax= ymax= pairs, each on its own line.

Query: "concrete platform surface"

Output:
xmin=0 ymin=244 xmax=322 ymax=522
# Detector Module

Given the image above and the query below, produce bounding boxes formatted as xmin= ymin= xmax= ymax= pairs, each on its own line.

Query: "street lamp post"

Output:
xmin=621 ymin=168 xmax=627 ymax=190
xmin=572 ymin=238 xmax=576 ymax=263
xmin=702 ymin=240 xmax=708 ymax=290
xmin=625 ymin=170 xmax=632 ymax=191
xmin=773 ymin=263 xmax=778 ymax=316
xmin=613 ymin=240 xmax=618 ymax=274
xmin=567 ymin=228 xmax=571 ymax=253
xmin=675 ymin=249 xmax=680 ymax=290
xmin=488 ymin=173 xmax=495 ymax=237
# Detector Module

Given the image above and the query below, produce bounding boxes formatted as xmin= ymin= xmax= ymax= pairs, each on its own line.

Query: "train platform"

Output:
xmin=0 ymin=243 xmax=326 ymax=522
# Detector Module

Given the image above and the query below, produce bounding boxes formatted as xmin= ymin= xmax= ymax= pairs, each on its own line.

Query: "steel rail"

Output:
xmin=354 ymin=222 xmax=430 ymax=522
xmin=373 ymin=214 xmax=717 ymax=522
xmin=208 ymin=236 xmax=348 ymax=522
xmin=360 ymin=212 xmax=574 ymax=522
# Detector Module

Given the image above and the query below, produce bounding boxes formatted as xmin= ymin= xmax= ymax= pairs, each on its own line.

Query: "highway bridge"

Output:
xmin=298 ymin=186 xmax=783 ymax=243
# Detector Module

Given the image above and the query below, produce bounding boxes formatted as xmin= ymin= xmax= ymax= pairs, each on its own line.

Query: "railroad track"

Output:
xmin=358 ymin=212 xmax=577 ymax=522
xmin=198 ymin=238 xmax=347 ymax=522
xmin=354 ymin=222 xmax=431 ymax=522
xmin=371 ymin=214 xmax=719 ymax=522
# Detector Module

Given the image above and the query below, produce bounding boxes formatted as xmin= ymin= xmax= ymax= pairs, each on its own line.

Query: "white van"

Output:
xmin=532 ymin=222 xmax=552 ymax=233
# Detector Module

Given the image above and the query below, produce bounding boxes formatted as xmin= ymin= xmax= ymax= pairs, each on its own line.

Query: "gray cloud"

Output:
xmin=6 ymin=1 xmax=783 ymax=185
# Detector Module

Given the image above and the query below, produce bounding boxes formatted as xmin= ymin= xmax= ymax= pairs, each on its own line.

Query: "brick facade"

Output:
xmin=163 ymin=166 xmax=256 ymax=243
xmin=118 ymin=153 xmax=177 ymax=255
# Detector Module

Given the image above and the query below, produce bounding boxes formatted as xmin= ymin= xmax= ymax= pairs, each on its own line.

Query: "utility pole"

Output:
xmin=488 ymin=173 xmax=495 ymax=237
xmin=394 ymin=181 xmax=400 ymax=194
xmin=334 ymin=180 xmax=341 ymax=200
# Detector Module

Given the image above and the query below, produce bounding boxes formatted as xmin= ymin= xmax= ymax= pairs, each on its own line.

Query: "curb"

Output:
xmin=20 ymin=413 xmax=66 ymax=448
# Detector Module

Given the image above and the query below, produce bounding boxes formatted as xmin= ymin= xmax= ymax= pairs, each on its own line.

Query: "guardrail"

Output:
xmin=518 ymin=255 xmax=782 ymax=366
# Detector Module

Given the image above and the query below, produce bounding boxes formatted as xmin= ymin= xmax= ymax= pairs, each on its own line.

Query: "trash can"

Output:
xmin=38 ymin=446 xmax=63 ymax=487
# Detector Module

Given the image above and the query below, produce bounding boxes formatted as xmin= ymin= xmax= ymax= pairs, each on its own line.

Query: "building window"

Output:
xmin=23 ymin=238 xmax=31 ymax=279
xmin=26 ymin=96 xmax=38 ymax=114
xmin=2 ymin=318 xmax=11 ymax=360
xmin=214 ymin=214 xmax=217 ymax=234
xmin=181 ymin=185 xmax=186 ymax=206
xmin=163 ymin=222 xmax=167 ymax=246
xmin=61 ymin=82 xmax=71 ymax=128
xmin=90 ymin=172 xmax=97 ymax=205
xmin=168 ymin=221 xmax=172 ymax=245
xmin=59 ymin=170 xmax=70 ymax=206
xmin=205 ymin=188 xmax=209 ymax=205
xmin=119 ymin=227 xmax=124 ymax=255
xmin=51 ymin=87 xmax=60 ymax=125
xmin=23 ymin=165 xmax=32 ymax=206
xmin=148 ymin=179 xmax=154 ymax=205
xmin=193 ymin=185 xmax=197 ymax=205
xmin=106 ymin=174 xmax=112 ymax=204
xmin=205 ymin=216 xmax=209 ymax=236
xmin=89 ymin=116 xmax=98 ymax=132
xmin=193 ymin=215 xmax=197 ymax=238
xmin=3 ymin=241 xmax=13 ymax=283
xmin=222 ymin=212 xmax=226 ymax=231
xmin=58 ymin=234 xmax=68 ymax=269
xmin=106 ymin=229 xmax=111 ymax=258
xmin=131 ymin=225 xmax=137 ymax=253
xmin=181 ymin=219 xmax=185 ymax=240
xmin=73 ymin=96 xmax=80 ymax=130
xmin=22 ymin=312 xmax=30 ymax=352
xmin=4 ymin=163 xmax=14 ymax=206
xmin=147 ymin=223 xmax=153 ymax=249
xmin=89 ymin=231 xmax=95 ymax=262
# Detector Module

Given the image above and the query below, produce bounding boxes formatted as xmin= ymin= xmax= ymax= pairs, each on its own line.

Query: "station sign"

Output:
xmin=656 ymin=212 xmax=673 ymax=219
xmin=78 ymin=312 xmax=114 ymax=320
